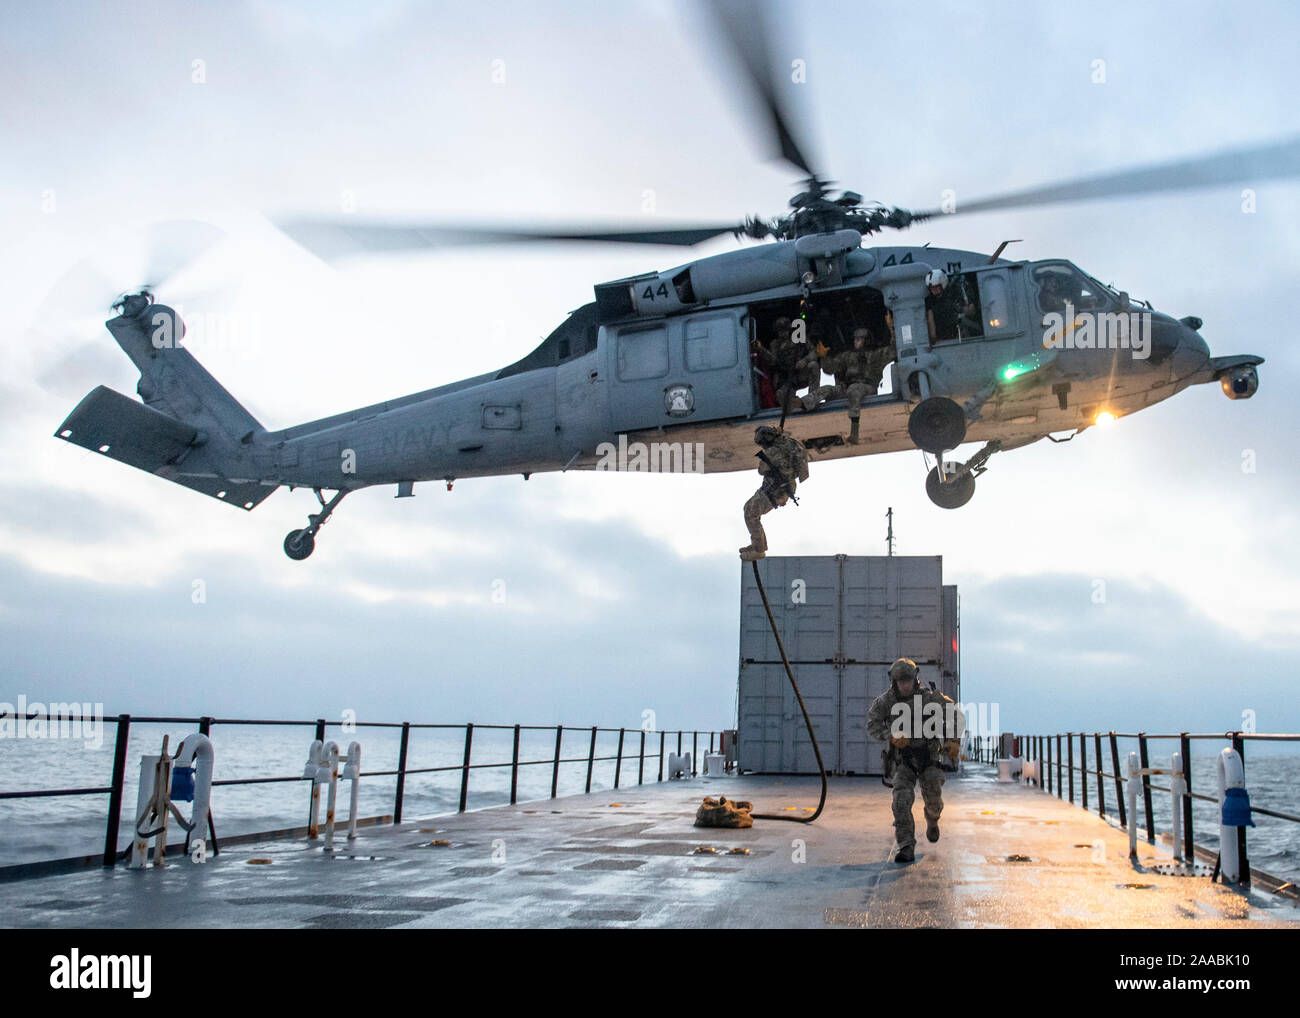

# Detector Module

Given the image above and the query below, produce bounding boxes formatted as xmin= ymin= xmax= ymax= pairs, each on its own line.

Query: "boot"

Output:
xmin=894 ymin=843 xmax=915 ymax=863
xmin=848 ymin=417 xmax=860 ymax=444
xmin=927 ymin=820 xmax=940 ymax=843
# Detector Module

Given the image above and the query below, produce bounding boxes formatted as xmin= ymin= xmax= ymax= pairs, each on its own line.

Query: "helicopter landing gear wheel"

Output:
xmin=908 ymin=397 xmax=967 ymax=454
xmin=926 ymin=466 xmax=975 ymax=509
xmin=284 ymin=529 xmax=316 ymax=560
xmin=282 ymin=489 xmax=349 ymax=560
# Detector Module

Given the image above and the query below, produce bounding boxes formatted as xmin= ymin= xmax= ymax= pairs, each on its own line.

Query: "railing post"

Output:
xmin=394 ymin=721 xmax=411 ymax=822
xmin=1067 ymin=733 xmax=1075 ymax=804
xmin=102 ymin=714 xmax=131 ymax=867
xmin=1138 ymin=732 xmax=1154 ymax=844
xmin=1179 ymin=732 xmax=1193 ymax=864
xmin=1046 ymin=736 xmax=1053 ymax=794
xmin=658 ymin=731 xmax=665 ymax=782
xmin=692 ymin=731 xmax=698 ymax=775
xmin=1231 ymin=732 xmax=1251 ymax=886
xmin=314 ymin=718 xmax=326 ymax=742
xmin=1080 ymin=733 xmax=1088 ymax=811
xmin=551 ymin=725 xmax=563 ymax=799
xmin=199 ymin=716 xmax=212 ymax=737
xmin=510 ymin=724 xmax=521 ymax=806
xmin=1110 ymin=732 xmax=1125 ymax=828
xmin=614 ymin=728 xmax=625 ymax=789
xmin=458 ymin=723 xmax=474 ymax=813
xmin=1056 ymin=734 xmax=1062 ymax=797
xmin=677 ymin=731 xmax=682 ymax=755
xmin=638 ymin=730 xmax=645 ymax=785
xmin=585 ymin=727 xmax=597 ymax=793
xmin=1093 ymin=733 xmax=1105 ymax=817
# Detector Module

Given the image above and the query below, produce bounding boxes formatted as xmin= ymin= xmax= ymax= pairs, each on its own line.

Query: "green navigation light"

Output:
xmin=1000 ymin=356 xmax=1042 ymax=382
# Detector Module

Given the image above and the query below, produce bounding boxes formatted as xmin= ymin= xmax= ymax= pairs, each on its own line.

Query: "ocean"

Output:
xmin=1 ymin=720 xmax=1297 ymax=883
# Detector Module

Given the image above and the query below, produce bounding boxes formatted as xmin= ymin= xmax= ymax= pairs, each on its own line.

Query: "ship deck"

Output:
xmin=4 ymin=766 xmax=1296 ymax=929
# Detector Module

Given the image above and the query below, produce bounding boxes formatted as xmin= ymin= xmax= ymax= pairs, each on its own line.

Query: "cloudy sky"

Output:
xmin=2 ymin=0 xmax=1298 ymax=742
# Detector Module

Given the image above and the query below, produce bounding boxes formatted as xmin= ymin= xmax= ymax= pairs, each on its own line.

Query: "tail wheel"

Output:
xmin=284 ymin=529 xmax=316 ymax=560
xmin=908 ymin=396 xmax=967 ymax=454
xmin=926 ymin=466 xmax=975 ymax=509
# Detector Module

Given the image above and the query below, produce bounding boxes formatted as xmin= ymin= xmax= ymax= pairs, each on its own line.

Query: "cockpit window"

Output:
xmin=1032 ymin=263 xmax=1111 ymax=315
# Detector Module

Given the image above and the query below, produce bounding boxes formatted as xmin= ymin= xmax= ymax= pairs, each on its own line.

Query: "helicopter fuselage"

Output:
xmin=250 ymin=239 xmax=1250 ymax=491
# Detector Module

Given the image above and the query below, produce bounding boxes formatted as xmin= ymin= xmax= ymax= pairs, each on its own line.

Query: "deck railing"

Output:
xmin=0 ymin=712 xmax=724 ymax=878
xmin=968 ymin=731 xmax=1300 ymax=889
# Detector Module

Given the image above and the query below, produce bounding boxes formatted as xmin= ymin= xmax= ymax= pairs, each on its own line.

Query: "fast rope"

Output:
xmin=748 ymin=559 xmax=828 ymax=823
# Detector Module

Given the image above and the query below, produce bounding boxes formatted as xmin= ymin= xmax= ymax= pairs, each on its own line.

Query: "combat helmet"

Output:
xmin=754 ymin=425 xmax=781 ymax=444
xmin=889 ymin=657 xmax=919 ymax=690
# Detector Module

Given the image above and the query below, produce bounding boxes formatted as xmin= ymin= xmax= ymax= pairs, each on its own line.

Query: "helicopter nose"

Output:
xmin=1171 ymin=317 xmax=1210 ymax=378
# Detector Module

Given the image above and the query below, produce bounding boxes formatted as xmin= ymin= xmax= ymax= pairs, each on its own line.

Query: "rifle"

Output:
xmin=756 ymin=450 xmax=799 ymax=505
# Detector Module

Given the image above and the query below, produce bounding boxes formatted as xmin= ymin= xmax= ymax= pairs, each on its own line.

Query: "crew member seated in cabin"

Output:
xmin=1035 ymin=269 xmax=1069 ymax=314
xmin=770 ymin=317 xmax=821 ymax=413
xmin=801 ymin=327 xmax=879 ymax=443
xmin=768 ymin=316 xmax=797 ymax=409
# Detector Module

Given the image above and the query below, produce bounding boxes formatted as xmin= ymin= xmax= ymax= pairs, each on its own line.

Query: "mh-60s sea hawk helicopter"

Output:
xmin=53 ymin=2 xmax=1280 ymax=559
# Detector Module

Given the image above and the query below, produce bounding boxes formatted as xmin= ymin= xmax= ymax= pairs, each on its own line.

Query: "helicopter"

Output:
xmin=53 ymin=1 xmax=1281 ymax=560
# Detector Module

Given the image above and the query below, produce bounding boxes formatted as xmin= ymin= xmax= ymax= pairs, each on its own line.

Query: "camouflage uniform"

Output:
xmin=803 ymin=346 xmax=878 ymax=418
xmin=771 ymin=331 xmax=820 ymax=413
xmin=867 ymin=660 xmax=962 ymax=854
xmin=740 ymin=428 xmax=809 ymax=560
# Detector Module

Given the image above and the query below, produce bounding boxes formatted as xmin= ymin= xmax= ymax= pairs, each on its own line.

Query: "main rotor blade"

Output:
xmin=277 ymin=219 xmax=743 ymax=259
xmin=908 ymin=134 xmax=1300 ymax=220
xmin=699 ymin=0 xmax=820 ymax=178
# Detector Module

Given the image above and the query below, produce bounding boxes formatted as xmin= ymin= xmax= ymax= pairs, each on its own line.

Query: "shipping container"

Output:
xmin=738 ymin=555 xmax=959 ymax=775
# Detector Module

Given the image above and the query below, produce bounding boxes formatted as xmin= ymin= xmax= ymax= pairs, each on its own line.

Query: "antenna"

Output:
xmin=886 ymin=507 xmax=895 ymax=556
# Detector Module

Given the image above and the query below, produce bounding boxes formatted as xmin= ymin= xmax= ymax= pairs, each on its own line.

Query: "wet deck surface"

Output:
xmin=4 ymin=766 xmax=1297 ymax=928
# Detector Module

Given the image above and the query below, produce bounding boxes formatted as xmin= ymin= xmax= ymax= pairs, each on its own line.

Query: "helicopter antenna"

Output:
xmin=886 ymin=506 xmax=895 ymax=556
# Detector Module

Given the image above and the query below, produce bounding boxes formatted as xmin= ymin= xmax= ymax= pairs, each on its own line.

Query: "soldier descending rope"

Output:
xmin=739 ymin=426 xmax=809 ymax=562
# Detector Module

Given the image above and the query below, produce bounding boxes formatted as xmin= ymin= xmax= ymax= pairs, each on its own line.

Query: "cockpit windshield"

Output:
xmin=1031 ymin=261 xmax=1115 ymax=315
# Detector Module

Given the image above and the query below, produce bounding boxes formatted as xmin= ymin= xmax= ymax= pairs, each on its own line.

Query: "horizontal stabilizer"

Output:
xmin=55 ymin=386 xmax=277 ymax=510
xmin=57 ymin=385 xmax=196 ymax=468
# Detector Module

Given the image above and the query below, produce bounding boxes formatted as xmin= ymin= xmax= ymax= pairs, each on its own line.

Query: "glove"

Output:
xmin=943 ymin=739 xmax=961 ymax=761
xmin=890 ymin=735 xmax=910 ymax=748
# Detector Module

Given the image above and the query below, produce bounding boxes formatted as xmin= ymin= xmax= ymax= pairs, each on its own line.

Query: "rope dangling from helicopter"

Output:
xmin=748 ymin=559 xmax=828 ymax=824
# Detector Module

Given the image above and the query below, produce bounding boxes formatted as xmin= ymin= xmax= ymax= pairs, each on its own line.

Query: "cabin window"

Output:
xmin=683 ymin=316 xmax=738 ymax=371
xmin=978 ymin=272 xmax=1015 ymax=336
xmin=617 ymin=325 xmax=669 ymax=380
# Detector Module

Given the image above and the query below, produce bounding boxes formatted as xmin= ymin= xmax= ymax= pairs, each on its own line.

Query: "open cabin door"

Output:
xmin=607 ymin=307 xmax=751 ymax=433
